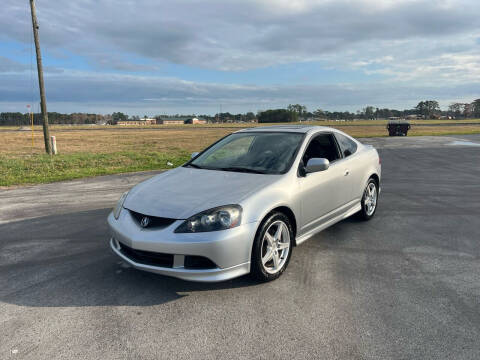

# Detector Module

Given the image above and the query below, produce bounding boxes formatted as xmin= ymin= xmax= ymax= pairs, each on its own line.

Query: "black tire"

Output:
xmin=357 ymin=178 xmax=379 ymax=221
xmin=250 ymin=212 xmax=293 ymax=282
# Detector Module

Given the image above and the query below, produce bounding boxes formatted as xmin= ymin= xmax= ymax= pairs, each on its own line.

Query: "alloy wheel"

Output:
xmin=364 ymin=182 xmax=377 ymax=216
xmin=261 ymin=220 xmax=290 ymax=274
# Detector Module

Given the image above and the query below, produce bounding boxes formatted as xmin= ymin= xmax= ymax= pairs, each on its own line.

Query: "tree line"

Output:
xmin=1 ymin=99 xmax=479 ymax=126
xmin=0 ymin=112 xmax=111 ymax=126
xmin=264 ymin=99 xmax=480 ymax=122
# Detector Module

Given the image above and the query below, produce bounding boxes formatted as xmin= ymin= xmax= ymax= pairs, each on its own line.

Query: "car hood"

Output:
xmin=123 ymin=166 xmax=279 ymax=219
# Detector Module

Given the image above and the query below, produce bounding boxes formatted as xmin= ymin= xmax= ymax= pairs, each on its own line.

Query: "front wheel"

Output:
xmin=358 ymin=178 xmax=378 ymax=220
xmin=250 ymin=212 xmax=293 ymax=282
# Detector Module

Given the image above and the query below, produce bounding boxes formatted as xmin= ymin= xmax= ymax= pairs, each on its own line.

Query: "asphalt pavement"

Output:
xmin=1 ymin=135 xmax=479 ymax=359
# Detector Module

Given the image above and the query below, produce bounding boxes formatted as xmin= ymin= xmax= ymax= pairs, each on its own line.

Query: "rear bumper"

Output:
xmin=107 ymin=210 xmax=258 ymax=282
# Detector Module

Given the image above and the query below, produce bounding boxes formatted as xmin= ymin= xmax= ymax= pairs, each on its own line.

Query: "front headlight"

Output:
xmin=175 ymin=205 xmax=242 ymax=233
xmin=113 ymin=191 xmax=129 ymax=220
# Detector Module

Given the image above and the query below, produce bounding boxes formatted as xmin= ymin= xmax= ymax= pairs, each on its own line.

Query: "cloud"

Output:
xmin=0 ymin=56 xmax=64 ymax=75
xmin=1 ymin=70 xmax=478 ymax=114
xmin=1 ymin=0 xmax=479 ymax=71
xmin=0 ymin=0 xmax=479 ymax=113
xmin=0 ymin=56 xmax=29 ymax=73
xmin=88 ymin=53 xmax=160 ymax=72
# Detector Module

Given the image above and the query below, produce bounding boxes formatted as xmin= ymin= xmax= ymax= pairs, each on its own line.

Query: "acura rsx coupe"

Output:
xmin=108 ymin=125 xmax=381 ymax=282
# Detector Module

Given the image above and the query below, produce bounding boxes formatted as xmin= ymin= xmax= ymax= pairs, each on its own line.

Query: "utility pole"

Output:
xmin=29 ymin=0 xmax=52 ymax=154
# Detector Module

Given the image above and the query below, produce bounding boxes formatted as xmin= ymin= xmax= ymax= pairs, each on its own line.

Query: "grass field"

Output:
xmin=1 ymin=121 xmax=480 ymax=187
xmin=2 ymin=118 xmax=480 ymax=131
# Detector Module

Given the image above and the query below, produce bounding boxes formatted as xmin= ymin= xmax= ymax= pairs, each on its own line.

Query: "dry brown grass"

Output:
xmin=2 ymin=124 xmax=480 ymax=156
xmin=2 ymin=117 xmax=480 ymax=132
xmin=0 ymin=128 xmax=234 ymax=156
xmin=407 ymin=125 xmax=480 ymax=136
xmin=2 ymin=123 xmax=480 ymax=186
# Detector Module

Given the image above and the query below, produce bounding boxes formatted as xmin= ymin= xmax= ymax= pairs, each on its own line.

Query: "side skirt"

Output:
xmin=295 ymin=202 xmax=362 ymax=246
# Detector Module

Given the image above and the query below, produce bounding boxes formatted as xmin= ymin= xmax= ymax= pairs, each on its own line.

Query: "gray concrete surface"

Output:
xmin=1 ymin=135 xmax=479 ymax=359
xmin=0 ymin=170 xmax=163 ymax=224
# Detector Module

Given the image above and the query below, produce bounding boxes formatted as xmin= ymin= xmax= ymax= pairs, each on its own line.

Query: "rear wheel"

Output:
xmin=358 ymin=178 xmax=378 ymax=220
xmin=251 ymin=212 xmax=293 ymax=282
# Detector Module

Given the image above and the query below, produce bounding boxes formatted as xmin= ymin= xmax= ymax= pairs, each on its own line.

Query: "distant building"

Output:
xmin=184 ymin=117 xmax=207 ymax=124
xmin=406 ymin=115 xmax=419 ymax=120
xmin=117 ymin=118 xmax=156 ymax=125
xmin=157 ymin=118 xmax=187 ymax=125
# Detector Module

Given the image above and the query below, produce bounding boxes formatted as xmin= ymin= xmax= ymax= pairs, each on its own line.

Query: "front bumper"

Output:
xmin=107 ymin=210 xmax=258 ymax=282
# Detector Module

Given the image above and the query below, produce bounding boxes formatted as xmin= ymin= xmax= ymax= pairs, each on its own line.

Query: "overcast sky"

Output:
xmin=1 ymin=0 xmax=479 ymax=115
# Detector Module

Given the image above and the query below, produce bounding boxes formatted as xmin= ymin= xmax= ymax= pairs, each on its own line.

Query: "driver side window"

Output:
xmin=302 ymin=133 xmax=341 ymax=165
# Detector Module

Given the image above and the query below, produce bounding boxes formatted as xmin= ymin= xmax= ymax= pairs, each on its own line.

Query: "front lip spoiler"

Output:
xmin=109 ymin=238 xmax=250 ymax=282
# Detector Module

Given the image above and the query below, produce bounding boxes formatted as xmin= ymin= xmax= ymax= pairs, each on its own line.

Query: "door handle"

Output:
xmin=344 ymin=169 xmax=350 ymax=176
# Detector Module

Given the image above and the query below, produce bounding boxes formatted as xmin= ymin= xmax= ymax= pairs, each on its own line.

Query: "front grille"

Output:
xmin=128 ymin=210 xmax=177 ymax=229
xmin=118 ymin=242 xmax=174 ymax=268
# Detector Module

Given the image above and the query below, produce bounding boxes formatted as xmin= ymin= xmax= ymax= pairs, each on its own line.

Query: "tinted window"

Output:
xmin=188 ymin=132 xmax=304 ymax=174
xmin=335 ymin=133 xmax=357 ymax=157
xmin=303 ymin=133 xmax=341 ymax=164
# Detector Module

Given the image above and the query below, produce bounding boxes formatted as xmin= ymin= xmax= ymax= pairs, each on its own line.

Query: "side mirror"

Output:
xmin=191 ymin=152 xmax=199 ymax=159
xmin=305 ymin=158 xmax=329 ymax=173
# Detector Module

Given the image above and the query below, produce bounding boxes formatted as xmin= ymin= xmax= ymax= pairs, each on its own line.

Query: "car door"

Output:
xmin=298 ymin=133 xmax=350 ymax=235
xmin=334 ymin=132 xmax=362 ymax=202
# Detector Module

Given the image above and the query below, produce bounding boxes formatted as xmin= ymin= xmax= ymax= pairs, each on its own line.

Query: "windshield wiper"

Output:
xmin=218 ymin=167 xmax=268 ymax=174
xmin=185 ymin=163 xmax=203 ymax=169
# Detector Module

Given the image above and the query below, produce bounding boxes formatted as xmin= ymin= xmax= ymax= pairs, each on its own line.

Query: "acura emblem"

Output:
xmin=140 ymin=216 xmax=151 ymax=228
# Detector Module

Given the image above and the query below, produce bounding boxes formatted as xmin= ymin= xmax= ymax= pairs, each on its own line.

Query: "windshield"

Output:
xmin=186 ymin=132 xmax=304 ymax=174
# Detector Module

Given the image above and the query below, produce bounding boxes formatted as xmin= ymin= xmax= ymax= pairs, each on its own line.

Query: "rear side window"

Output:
xmin=335 ymin=133 xmax=357 ymax=157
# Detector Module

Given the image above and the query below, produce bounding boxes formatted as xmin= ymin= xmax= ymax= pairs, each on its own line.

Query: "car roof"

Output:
xmin=236 ymin=125 xmax=332 ymax=134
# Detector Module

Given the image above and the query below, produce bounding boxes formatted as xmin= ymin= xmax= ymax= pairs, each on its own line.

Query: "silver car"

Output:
xmin=108 ymin=125 xmax=381 ymax=282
